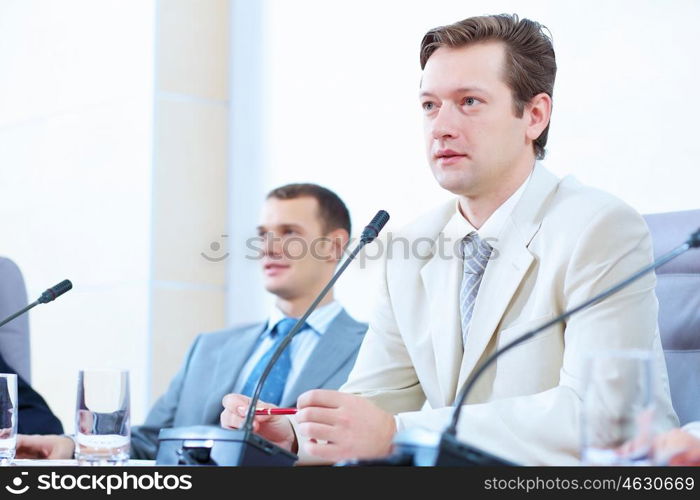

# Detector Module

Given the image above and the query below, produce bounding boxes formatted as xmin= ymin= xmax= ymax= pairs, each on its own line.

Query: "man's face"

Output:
xmin=420 ymin=41 xmax=533 ymax=197
xmin=257 ymin=197 xmax=337 ymax=300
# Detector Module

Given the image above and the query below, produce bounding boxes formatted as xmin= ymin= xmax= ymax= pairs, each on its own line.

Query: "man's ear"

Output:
xmin=524 ymin=92 xmax=552 ymax=144
xmin=326 ymin=228 xmax=350 ymax=262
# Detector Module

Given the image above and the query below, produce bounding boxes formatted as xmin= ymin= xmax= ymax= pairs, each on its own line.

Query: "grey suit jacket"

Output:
xmin=130 ymin=309 xmax=367 ymax=459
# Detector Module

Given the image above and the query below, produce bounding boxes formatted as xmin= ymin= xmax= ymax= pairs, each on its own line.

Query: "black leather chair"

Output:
xmin=644 ymin=210 xmax=700 ymax=425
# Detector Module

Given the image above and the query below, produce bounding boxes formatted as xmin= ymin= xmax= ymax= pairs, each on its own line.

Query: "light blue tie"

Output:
xmin=459 ymin=232 xmax=493 ymax=346
xmin=240 ymin=317 xmax=302 ymax=406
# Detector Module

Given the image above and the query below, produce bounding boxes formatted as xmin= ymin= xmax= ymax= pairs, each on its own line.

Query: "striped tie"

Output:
xmin=459 ymin=232 xmax=493 ymax=345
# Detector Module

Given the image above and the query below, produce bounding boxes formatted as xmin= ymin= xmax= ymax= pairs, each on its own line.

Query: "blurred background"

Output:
xmin=1 ymin=0 xmax=698 ymax=430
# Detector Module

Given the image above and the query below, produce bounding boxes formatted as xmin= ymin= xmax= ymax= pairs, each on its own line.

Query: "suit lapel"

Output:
xmin=456 ymin=219 xmax=535 ymax=393
xmin=281 ymin=310 xmax=363 ymax=407
xmin=456 ymin=164 xmax=561 ymax=394
xmin=419 ymin=207 xmax=466 ymax=406
xmin=201 ymin=323 xmax=265 ymax=423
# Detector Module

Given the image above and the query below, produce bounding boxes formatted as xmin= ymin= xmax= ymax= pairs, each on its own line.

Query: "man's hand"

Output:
xmin=16 ymin=435 xmax=74 ymax=459
xmin=296 ymin=389 xmax=396 ymax=461
xmin=220 ymin=394 xmax=296 ymax=452
xmin=654 ymin=428 xmax=700 ymax=465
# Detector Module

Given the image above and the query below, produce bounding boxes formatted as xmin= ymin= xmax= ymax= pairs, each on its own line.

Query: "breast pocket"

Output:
xmin=491 ymin=314 xmax=564 ymax=398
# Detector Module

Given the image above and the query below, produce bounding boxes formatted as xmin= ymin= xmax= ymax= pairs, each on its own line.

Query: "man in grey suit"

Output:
xmin=16 ymin=183 xmax=367 ymax=460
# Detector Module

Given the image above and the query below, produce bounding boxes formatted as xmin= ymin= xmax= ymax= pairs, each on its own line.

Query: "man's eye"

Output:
xmin=463 ymin=97 xmax=479 ymax=106
xmin=422 ymin=101 xmax=435 ymax=111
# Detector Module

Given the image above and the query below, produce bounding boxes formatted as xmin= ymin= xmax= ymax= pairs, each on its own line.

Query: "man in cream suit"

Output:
xmin=17 ymin=183 xmax=367 ymax=460
xmin=220 ymin=14 xmax=678 ymax=464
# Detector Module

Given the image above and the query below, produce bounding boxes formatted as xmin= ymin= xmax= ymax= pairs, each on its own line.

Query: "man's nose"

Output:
xmin=264 ymin=232 xmax=282 ymax=256
xmin=431 ymin=104 xmax=461 ymax=140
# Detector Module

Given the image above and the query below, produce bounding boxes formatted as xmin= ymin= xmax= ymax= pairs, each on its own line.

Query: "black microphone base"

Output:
xmin=156 ymin=425 xmax=297 ymax=466
xmin=433 ymin=432 xmax=517 ymax=466
xmin=337 ymin=429 xmax=517 ymax=467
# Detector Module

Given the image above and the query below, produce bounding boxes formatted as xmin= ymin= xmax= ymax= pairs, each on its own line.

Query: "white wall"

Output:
xmin=0 ymin=0 xmax=155 ymax=429
xmin=237 ymin=0 xmax=700 ymax=323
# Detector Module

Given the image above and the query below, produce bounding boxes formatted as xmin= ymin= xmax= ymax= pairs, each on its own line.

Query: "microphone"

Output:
xmin=361 ymin=210 xmax=390 ymax=243
xmin=0 ymin=279 xmax=73 ymax=329
xmin=156 ymin=211 xmax=390 ymax=466
xmin=355 ymin=226 xmax=700 ymax=466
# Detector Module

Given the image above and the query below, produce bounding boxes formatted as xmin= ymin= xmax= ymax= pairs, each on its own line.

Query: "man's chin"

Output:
xmin=434 ymin=176 xmax=476 ymax=196
xmin=264 ymin=280 xmax=292 ymax=298
xmin=431 ymin=166 xmax=475 ymax=192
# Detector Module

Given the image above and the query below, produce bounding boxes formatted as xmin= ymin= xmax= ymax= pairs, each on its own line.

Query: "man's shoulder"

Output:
xmin=547 ymin=175 xmax=645 ymax=228
xmin=390 ymin=199 xmax=456 ymax=240
xmin=193 ymin=322 xmax=265 ymax=348
xmin=332 ymin=308 xmax=369 ymax=337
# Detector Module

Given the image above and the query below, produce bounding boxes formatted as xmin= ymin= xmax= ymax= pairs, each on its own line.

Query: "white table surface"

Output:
xmin=12 ymin=459 xmax=156 ymax=467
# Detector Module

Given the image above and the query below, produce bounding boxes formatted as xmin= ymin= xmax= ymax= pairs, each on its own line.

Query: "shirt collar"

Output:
xmin=266 ymin=300 xmax=343 ymax=337
xmin=446 ymin=165 xmax=534 ymax=248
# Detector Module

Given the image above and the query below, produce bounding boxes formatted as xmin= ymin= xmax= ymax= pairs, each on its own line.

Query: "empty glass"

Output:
xmin=75 ymin=369 xmax=130 ymax=465
xmin=580 ymin=349 xmax=655 ymax=465
xmin=0 ymin=374 xmax=17 ymax=465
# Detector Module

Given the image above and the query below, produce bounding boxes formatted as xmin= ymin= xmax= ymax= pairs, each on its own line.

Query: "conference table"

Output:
xmin=12 ymin=459 xmax=156 ymax=466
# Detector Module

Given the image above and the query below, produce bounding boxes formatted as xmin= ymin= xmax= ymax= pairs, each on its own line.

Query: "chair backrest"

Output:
xmin=0 ymin=257 xmax=31 ymax=382
xmin=644 ymin=210 xmax=700 ymax=425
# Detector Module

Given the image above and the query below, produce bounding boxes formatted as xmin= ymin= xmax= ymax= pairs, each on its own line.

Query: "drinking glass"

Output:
xmin=75 ymin=369 xmax=130 ymax=465
xmin=0 ymin=374 xmax=17 ymax=465
xmin=580 ymin=349 xmax=655 ymax=465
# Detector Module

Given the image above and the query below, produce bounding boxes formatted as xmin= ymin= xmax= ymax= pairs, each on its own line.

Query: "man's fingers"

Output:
xmin=220 ymin=408 xmax=243 ymax=429
xmin=48 ymin=438 xmax=74 ymax=460
xmin=298 ymin=421 xmax=336 ymax=442
xmin=303 ymin=441 xmax=344 ymax=461
xmin=296 ymin=406 xmax=338 ymax=426
xmin=220 ymin=408 xmax=278 ymax=430
xmin=15 ymin=435 xmax=50 ymax=458
xmin=221 ymin=394 xmax=250 ymax=410
xmin=297 ymin=389 xmax=344 ymax=409
xmin=15 ymin=435 xmax=69 ymax=459
xmin=15 ymin=445 xmax=47 ymax=459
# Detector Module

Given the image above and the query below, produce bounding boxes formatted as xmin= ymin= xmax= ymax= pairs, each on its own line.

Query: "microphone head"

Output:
xmin=38 ymin=279 xmax=73 ymax=304
xmin=361 ymin=210 xmax=390 ymax=243
xmin=689 ymin=228 xmax=700 ymax=249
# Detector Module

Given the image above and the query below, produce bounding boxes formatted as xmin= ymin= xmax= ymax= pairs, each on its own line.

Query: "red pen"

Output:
xmin=254 ymin=408 xmax=298 ymax=416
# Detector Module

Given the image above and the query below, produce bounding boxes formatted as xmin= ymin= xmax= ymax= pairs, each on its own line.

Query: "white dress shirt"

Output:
xmin=443 ymin=165 xmax=534 ymax=249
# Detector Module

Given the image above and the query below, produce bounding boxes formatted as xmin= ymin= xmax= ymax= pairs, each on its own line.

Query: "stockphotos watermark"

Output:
xmin=3 ymin=470 xmax=192 ymax=496
xmin=201 ymin=232 xmax=500 ymax=267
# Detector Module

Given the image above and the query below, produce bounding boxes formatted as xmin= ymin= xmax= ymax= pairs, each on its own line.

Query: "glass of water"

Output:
xmin=75 ymin=369 xmax=130 ymax=465
xmin=581 ymin=349 xmax=655 ymax=465
xmin=0 ymin=374 xmax=17 ymax=465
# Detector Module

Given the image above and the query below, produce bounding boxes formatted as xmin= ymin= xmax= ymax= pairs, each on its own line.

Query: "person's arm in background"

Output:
xmin=0 ymin=352 xmax=63 ymax=435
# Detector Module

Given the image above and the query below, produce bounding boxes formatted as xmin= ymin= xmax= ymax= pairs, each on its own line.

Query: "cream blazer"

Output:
xmin=340 ymin=163 xmax=678 ymax=465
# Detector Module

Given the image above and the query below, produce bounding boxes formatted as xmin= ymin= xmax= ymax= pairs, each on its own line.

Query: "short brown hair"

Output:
xmin=267 ymin=183 xmax=351 ymax=236
xmin=420 ymin=14 xmax=556 ymax=159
